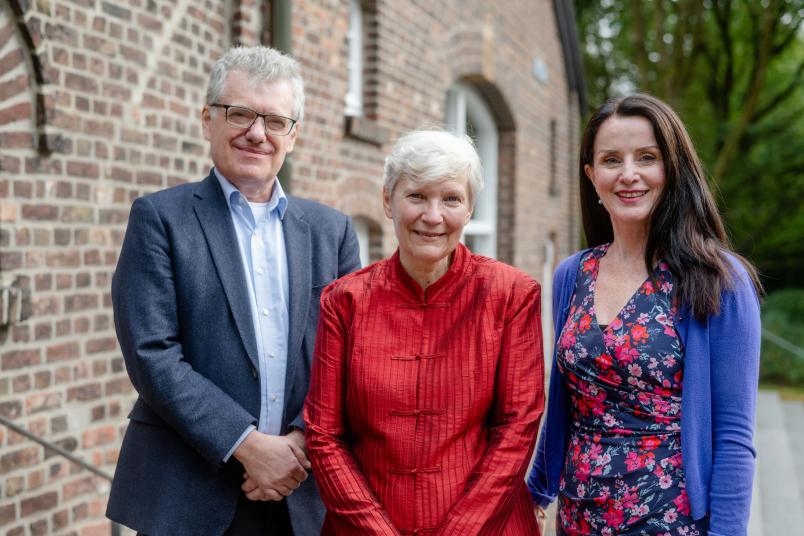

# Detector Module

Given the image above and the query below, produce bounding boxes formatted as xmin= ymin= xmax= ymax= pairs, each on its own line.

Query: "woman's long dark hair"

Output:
xmin=579 ymin=93 xmax=761 ymax=319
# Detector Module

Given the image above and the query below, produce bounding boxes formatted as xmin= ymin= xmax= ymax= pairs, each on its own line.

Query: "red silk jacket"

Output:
xmin=305 ymin=244 xmax=545 ymax=535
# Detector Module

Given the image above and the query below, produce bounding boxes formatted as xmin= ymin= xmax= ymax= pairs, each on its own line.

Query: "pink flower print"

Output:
xmin=673 ymin=489 xmax=691 ymax=516
xmin=576 ymin=461 xmax=591 ymax=483
xmin=602 ymin=505 xmax=624 ymax=527
xmin=583 ymin=257 xmax=596 ymax=273
xmin=659 ymin=474 xmax=673 ymax=489
xmin=663 ymin=325 xmax=677 ymax=336
xmin=603 ymin=413 xmax=617 ymax=427
xmin=640 ymin=435 xmax=661 ymax=451
xmin=631 ymin=324 xmax=649 ymax=342
xmin=595 ymin=353 xmax=613 ymax=370
xmin=610 ymin=317 xmax=623 ymax=331
xmin=641 ymin=281 xmax=655 ymax=295
xmin=662 ymin=355 xmax=677 ymax=368
xmin=637 ymin=312 xmax=650 ymax=325
xmin=628 ymin=363 xmax=642 ymax=377
xmin=635 ymin=504 xmax=649 ymax=517
xmin=625 ymin=451 xmax=642 ymax=471
xmin=661 ymin=280 xmax=673 ymax=293
xmin=641 ymin=452 xmax=656 ymax=470
xmin=615 ymin=344 xmax=639 ymax=365
xmin=648 ymin=357 xmax=659 ymax=369
xmin=663 ymin=509 xmax=678 ymax=523
xmin=621 ymin=487 xmax=639 ymax=509
xmin=560 ymin=330 xmax=577 ymax=349
xmin=578 ymin=313 xmax=592 ymax=332
xmin=577 ymin=483 xmax=586 ymax=498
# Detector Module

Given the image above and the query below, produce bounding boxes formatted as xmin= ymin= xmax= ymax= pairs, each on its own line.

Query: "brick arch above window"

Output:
xmin=0 ymin=0 xmax=55 ymax=155
xmin=444 ymin=78 xmax=517 ymax=265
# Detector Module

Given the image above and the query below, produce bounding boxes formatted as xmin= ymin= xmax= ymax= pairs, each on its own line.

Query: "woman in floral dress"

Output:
xmin=527 ymin=94 xmax=762 ymax=536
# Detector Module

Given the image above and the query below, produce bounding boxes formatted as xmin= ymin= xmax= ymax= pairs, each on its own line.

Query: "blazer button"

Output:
xmin=251 ymin=367 xmax=257 ymax=379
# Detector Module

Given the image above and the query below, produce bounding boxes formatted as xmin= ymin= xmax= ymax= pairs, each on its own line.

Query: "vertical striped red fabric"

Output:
xmin=305 ymin=244 xmax=545 ymax=535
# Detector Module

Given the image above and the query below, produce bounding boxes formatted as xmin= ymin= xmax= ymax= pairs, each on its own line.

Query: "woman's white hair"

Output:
xmin=383 ymin=130 xmax=484 ymax=206
xmin=206 ymin=46 xmax=305 ymax=121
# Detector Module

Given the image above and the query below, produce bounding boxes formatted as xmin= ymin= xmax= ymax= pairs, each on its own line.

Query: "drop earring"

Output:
xmin=597 ymin=198 xmax=603 ymax=205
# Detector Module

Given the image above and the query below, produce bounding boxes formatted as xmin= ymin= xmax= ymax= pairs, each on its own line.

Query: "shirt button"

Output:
xmin=257 ymin=268 xmax=264 ymax=275
xmin=271 ymin=394 xmax=278 ymax=401
xmin=268 ymin=352 xmax=275 ymax=359
xmin=261 ymin=308 xmax=269 ymax=316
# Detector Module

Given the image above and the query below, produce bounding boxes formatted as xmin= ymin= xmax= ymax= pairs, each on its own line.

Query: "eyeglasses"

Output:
xmin=209 ymin=104 xmax=297 ymax=136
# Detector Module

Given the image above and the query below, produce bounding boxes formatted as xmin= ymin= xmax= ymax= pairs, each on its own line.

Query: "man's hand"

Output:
xmin=234 ymin=430 xmax=311 ymax=501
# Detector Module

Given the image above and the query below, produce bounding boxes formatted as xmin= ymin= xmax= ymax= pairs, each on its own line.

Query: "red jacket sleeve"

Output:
xmin=305 ymin=288 xmax=401 ymax=535
xmin=434 ymin=279 xmax=545 ymax=535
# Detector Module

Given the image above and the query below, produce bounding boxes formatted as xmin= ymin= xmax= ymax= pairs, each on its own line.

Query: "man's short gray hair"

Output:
xmin=206 ymin=46 xmax=305 ymax=121
xmin=383 ymin=130 xmax=484 ymax=206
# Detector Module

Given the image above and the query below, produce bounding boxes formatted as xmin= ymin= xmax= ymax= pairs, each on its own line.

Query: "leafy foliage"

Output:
xmin=576 ymin=0 xmax=804 ymax=290
xmin=760 ymin=289 xmax=804 ymax=387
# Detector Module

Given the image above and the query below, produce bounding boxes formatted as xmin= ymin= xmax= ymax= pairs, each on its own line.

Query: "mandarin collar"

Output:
xmin=389 ymin=242 xmax=471 ymax=303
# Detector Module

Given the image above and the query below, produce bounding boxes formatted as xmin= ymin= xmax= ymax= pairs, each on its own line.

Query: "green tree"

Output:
xmin=576 ymin=0 xmax=804 ymax=289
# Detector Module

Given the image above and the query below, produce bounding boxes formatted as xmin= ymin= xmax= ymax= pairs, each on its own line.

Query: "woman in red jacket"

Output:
xmin=305 ymin=130 xmax=545 ymax=535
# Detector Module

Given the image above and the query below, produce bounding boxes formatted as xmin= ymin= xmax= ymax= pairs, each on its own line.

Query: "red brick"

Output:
xmin=0 ymin=75 xmax=27 ymax=101
xmin=20 ymin=491 xmax=57 ymax=517
xmin=0 ymin=400 xmax=22 ymax=419
xmin=25 ymin=392 xmax=62 ymax=414
xmin=1 ymin=349 xmax=41 ymax=371
xmin=0 ymin=446 xmax=40 ymax=475
xmin=21 ymin=204 xmax=58 ymax=221
xmin=46 ymin=342 xmax=80 ymax=362
xmin=86 ymin=336 xmax=116 ymax=354
xmin=104 ymin=377 xmax=132 ymax=396
xmin=0 ymin=503 xmax=15 ymax=526
xmin=0 ymin=102 xmax=32 ymax=127
xmin=67 ymin=382 xmax=102 ymax=402
xmin=62 ymin=475 xmax=97 ymax=500
xmin=52 ymin=509 xmax=69 ymax=530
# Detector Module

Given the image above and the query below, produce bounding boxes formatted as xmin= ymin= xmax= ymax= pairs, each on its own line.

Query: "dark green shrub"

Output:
xmin=760 ymin=289 xmax=804 ymax=388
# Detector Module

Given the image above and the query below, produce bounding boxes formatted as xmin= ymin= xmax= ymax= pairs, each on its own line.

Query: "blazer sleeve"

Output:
xmin=707 ymin=265 xmax=761 ymax=535
xmin=288 ymin=214 xmax=362 ymax=432
xmin=434 ymin=278 xmax=545 ymax=536
xmin=305 ymin=287 xmax=401 ymax=536
xmin=112 ymin=196 xmax=256 ymax=468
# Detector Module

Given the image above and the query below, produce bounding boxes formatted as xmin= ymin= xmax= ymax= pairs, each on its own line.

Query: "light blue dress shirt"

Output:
xmin=215 ymin=169 xmax=290 ymax=459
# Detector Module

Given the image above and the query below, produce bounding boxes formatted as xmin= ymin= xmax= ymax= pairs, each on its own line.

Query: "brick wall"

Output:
xmin=0 ymin=0 xmax=581 ymax=533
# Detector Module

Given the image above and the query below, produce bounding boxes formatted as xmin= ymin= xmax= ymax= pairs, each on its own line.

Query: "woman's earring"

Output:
xmin=597 ymin=198 xmax=603 ymax=205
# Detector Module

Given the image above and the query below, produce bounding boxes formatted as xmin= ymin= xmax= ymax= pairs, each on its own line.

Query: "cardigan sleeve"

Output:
xmin=706 ymin=265 xmax=761 ymax=536
xmin=434 ymin=279 xmax=545 ymax=536
xmin=304 ymin=287 xmax=401 ymax=536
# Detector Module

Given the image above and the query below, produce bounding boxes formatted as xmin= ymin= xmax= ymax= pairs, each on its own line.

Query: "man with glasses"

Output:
xmin=107 ymin=46 xmax=361 ymax=535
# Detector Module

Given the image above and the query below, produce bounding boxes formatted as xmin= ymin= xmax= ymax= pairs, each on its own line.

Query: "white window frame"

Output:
xmin=445 ymin=83 xmax=498 ymax=258
xmin=352 ymin=216 xmax=370 ymax=268
xmin=345 ymin=0 xmax=364 ymax=117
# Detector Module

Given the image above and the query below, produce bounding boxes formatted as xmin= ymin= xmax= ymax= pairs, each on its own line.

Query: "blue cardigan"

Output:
xmin=527 ymin=249 xmax=761 ymax=536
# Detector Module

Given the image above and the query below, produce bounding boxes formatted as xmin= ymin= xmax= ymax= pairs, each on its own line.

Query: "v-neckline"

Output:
xmin=590 ymin=244 xmax=652 ymax=332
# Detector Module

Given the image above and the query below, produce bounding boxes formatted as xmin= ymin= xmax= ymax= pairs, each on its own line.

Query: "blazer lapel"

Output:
xmin=282 ymin=199 xmax=311 ymax=395
xmin=192 ymin=173 xmax=259 ymax=370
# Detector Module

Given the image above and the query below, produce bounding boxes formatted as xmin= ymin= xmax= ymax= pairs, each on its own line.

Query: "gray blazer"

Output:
xmin=106 ymin=171 xmax=361 ymax=535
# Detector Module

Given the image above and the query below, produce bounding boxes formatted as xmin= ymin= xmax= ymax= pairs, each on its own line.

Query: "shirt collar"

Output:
xmin=214 ymin=167 xmax=288 ymax=220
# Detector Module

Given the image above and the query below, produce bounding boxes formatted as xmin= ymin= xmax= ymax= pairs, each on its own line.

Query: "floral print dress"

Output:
xmin=556 ymin=244 xmax=707 ymax=536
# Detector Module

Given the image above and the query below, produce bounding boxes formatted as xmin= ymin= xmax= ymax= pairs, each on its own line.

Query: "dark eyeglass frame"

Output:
xmin=209 ymin=103 xmax=298 ymax=136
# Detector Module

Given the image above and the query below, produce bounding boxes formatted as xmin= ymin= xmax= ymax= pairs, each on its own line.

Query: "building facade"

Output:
xmin=0 ymin=0 xmax=583 ymax=533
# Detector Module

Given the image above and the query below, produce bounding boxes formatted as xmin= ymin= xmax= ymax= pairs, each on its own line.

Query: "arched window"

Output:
xmin=445 ymin=83 xmax=498 ymax=258
xmin=345 ymin=0 xmax=364 ymax=117
xmin=352 ymin=216 xmax=383 ymax=268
